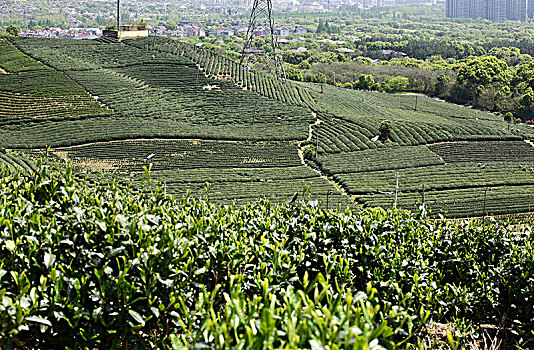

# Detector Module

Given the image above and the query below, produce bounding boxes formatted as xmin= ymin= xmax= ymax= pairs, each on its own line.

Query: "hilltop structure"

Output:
xmin=446 ymin=0 xmax=528 ymax=20
xmin=103 ymin=25 xmax=148 ymax=40
xmin=103 ymin=0 xmax=148 ymax=40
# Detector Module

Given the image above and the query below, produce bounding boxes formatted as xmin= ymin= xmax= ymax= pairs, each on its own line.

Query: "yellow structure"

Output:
xmin=103 ymin=29 xmax=149 ymax=40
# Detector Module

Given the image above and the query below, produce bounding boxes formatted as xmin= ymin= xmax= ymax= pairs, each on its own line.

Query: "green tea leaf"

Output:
xmin=128 ymin=310 xmax=145 ymax=326
xmin=44 ymin=252 xmax=56 ymax=269
xmin=5 ymin=240 xmax=15 ymax=252
xmin=96 ymin=221 xmax=107 ymax=232
xmin=309 ymin=340 xmax=325 ymax=350
xmin=26 ymin=316 xmax=52 ymax=327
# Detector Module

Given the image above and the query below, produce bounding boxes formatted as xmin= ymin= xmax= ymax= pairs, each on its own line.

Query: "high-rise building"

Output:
xmin=506 ymin=0 xmax=527 ymax=19
xmin=488 ymin=0 xmax=507 ymax=19
xmin=528 ymin=0 xmax=534 ymax=17
xmin=446 ymin=0 xmax=470 ymax=17
xmin=470 ymin=0 xmax=488 ymax=18
xmin=446 ymin=0 xmax=527 ymax=20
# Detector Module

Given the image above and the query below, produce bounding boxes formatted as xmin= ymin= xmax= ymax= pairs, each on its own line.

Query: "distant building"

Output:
xmin=336 ymin=47 xmax=356 ymax=54
xmin=275 ymin=26 xmax=290 ymax=36
xmin=507 ymin=0 xmax=527 ymax=19
xmin=103 ymin=29 xmax=149 ymax=40
xmin=292 ymin=26 xmax=308 ymax=35
xmin=208 ymin=28 xmax=235 ymax=37
xmin=172 ymin=29 xmax=187 ymax=38
xmin=278 ymin=38 xmax=292 ymax=45
xmin=21 ymin=27 xmax=102 ymax=39
xmin=446 ymin=0 xmax=527 ymax=20
xmin=191 ymin=28 xmax=206 ymax=37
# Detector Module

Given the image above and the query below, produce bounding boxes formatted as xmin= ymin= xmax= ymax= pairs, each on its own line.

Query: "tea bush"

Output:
xmin=0 ymin=159 xmax=532 ymax=348
xmin=0 ymin=162 xmax=421 ymax=349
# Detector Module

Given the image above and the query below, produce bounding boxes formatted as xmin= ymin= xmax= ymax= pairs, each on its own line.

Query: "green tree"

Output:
xmin=518 ymin=87 xmax=534 ymax=118
xmin=379 ymin=120 xmax=393 ymax=142
xmin=456 ymin=56 xmax=509 ymax=104
xmin=312 ymin=72 xmax=327 ymax=84
xmin=457 ymin=56 xmax=509 ymax=88
xmin=165 ymin=20 xmax=177 ymax=30
xmin=283 ymin=51 xmax=309 ymax=65
xmin=6 ymin=25 xmax=19 ymax=36
xmin=356 ymin=74 xmax=375 ymax=90
xmin=385 ymin=77 xmax=409 ymax=92
xmin=316 ymin=19 xmax=326 ymax=33
xmin=504 ymin=112 xmax=513 ymax=130
xmin=435 ymin=74 xmax=450 ymax=94
xmin=286 ymin=67 xmax=303 ymax=82
xmin=355 ymin=56 xmax=372 ymax=65
xmin=298 ymin=60 xmax=311 ymax=70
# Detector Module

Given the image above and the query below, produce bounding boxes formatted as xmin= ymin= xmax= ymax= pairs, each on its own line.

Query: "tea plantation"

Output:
xmin=2 ymin=35 xmax=534 ymax=215
xmin=46 ymin=140 xmax=353 ymax=208
xmin=0 ymin=162 xmax=532 ymax=348
xmin=1 ymin=35 xmax=534 ymax=348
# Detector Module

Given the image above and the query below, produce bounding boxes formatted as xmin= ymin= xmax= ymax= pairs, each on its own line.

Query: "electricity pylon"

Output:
xmin=241 ymin=0 xmax=286 ymax=83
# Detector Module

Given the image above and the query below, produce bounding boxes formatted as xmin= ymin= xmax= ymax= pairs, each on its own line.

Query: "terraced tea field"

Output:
xmin=47 ymin=140 xmax=353 ymax=208
xmin=326 ymin=142 xmax=534 ymax=217
xmin=2 ymin=36 xmax=534 ymax=216
xmin=428 ymin=140 xmax=534 ymax=163
xmin=359 ymin=185 xmax=534 ymax=217
xmin=302 ymin=82 xmax=531 ymax=154
xmin=0 ymin=39 xmax=109 ymax=127
xmin=0 ymin=150 xmax=35 ymax=173
xmin=316 ymin=145 xmax=446 ymax=174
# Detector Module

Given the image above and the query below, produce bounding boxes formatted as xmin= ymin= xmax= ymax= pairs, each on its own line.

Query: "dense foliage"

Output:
xmin=0 ymin=162 xmax=533 ymax=348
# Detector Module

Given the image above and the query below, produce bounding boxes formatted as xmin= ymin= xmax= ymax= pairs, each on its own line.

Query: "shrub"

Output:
xmin=0 ymin=161 xmax=424 ymax=348
xmin=355 ymin=74 xmax=375 ymax=90
xmin=504 ymin=112 xmax=513 ymax=122
xmin=1 ymin=160 xmax=532 ymax=349
xmin=302 ymin=144 xmax=315 ymax=160
xmin=6 ymin=25 xmax=19 ymax=37
xmin=137 ymin=19 xmax=147 ymax=31
xmin=285 ymin=67 xmax=303 ymax=82
xmin=312 ymin=72 xmax=327 ymax=84
xmin=298 ymin=60 xmax=311 ymax=70
xmin=379 ymin=119 xmax=394 ymax=141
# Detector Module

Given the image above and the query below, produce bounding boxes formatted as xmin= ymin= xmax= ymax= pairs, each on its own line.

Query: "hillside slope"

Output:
xmin=1 ymin=37 xmax=350 ymax=208
xmin=2 ymin=36 xmax=534 ymax=216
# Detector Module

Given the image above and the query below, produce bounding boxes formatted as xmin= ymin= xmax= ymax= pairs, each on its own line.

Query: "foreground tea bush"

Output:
xmin=0 ymin=161 xmax=532 ymax=349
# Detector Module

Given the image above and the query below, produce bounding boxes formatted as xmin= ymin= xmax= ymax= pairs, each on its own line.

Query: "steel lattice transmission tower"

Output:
xmin=241 ymin=0 xmax=286 ymax=83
